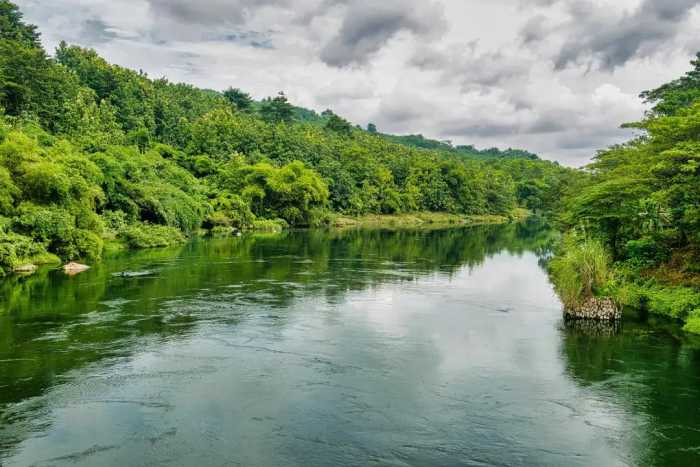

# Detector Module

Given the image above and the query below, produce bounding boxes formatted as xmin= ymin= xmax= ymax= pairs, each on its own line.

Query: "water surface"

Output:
xmin=1 ymin=224 xmax=699 ymax=466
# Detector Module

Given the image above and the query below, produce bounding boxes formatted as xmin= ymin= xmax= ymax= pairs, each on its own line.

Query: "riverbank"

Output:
xmin=2 ymin=210 xmax=531 ymax=277
xmin=606 ymin=274 xmax=700 ymax=334
xmin=549 ymin=237 xmax=700 ymax=335
xmin=332 ymin=209 xmax=529 ymax=229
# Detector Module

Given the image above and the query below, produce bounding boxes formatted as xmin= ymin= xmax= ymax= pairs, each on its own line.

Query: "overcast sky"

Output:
xmin=15 ymin=0 xmax=700 ymax=166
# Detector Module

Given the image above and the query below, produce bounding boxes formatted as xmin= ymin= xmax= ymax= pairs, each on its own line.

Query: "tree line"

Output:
xmin=0 ymin=0 xmax=574 ymax=275
xmin=554 ymin=53 xmax=700 ymax=333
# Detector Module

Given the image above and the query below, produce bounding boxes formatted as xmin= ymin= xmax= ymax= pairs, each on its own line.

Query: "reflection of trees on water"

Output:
xmin=560 ymin=320 xmax=700 ymax=466
xmin=0 ymin=222 xmax=554 ymax=456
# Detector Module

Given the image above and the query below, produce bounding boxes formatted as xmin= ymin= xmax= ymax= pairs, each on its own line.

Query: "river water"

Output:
xmin=0 ymin=223 xmax=699 ymax=466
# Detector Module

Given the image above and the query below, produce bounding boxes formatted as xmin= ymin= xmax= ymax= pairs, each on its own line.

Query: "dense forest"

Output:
xmin=0 ymin=0 xmax=575 ymax=276
xmin=553 ymin=54 xmax=700 ymax=334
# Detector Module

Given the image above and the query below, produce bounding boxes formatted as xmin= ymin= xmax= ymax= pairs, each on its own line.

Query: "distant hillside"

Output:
xmin=274 ymin=107 xmax=540 ymax=161
xmin=379 ymin=134 xmax=539 ymax=160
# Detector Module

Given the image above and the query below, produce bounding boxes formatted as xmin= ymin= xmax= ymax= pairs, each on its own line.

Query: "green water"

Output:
xmin=0 ymin=224 xmax=699 ymax=466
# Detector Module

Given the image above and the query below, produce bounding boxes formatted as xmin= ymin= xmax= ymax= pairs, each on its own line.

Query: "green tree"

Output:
xmin=641 ymin=52 xmax=700 ymax=116
xmin=260 ymin=91 xmax=294 ymax=124
xmin=324 ymin=112 xmax=353 ymax=137
xmin=223 ymin=87 xmax=253 ymax=112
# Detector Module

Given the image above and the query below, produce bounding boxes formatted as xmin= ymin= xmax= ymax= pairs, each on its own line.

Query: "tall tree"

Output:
xmin=324 ymin=113 xmax=353 ymax=137
xmin=260 ymin=91 xmax=294 ymax=124
xmin=223 ymin=87 xmax=253 ymax=112
xmin=640 ymin=52 xmax=700 ymax=116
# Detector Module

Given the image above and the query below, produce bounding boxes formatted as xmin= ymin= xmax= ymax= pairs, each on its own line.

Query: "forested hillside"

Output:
xmin=0 ymin=0 xmax=575 ymax=275
xmin=554 ymin=54 xmax=700 ymax=333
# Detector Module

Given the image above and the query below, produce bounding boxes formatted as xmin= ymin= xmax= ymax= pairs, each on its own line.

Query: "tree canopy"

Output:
xmin=0 ymin=0 xmax=574 ymax=275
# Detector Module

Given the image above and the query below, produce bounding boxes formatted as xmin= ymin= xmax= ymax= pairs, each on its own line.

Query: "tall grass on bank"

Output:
xmin=550 ymin=235 xmax=611 ymax=309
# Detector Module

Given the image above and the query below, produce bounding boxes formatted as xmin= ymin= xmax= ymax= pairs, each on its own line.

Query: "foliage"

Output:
xmin=556 ymin=53 xmax=700 ymax=333
xmin=260 ymin=92 xmax=294 ymax=124
xmin=549 ymin=235 xmax=611 ymax=309
xmin=324 ymin=111 xmax=353 ymax=137
xmin=223 ymin=87 xmax=253 ymax=112
xmin=683 ymin=313 xmax=700 ymax=334
xmin=0 ymin=231 xmax=51 ymax=275
xmin=252 ymin=218 xmax=288 ymax=232
xmin=0 ymin=1 xmax=576 ymax=276
xmin=120 ymin=223 xmax=186 ymax=249
xmin=205 ymin=192 xmax=255 ymax=230
xmin=640 ymin=52 xmax=700 ymax=116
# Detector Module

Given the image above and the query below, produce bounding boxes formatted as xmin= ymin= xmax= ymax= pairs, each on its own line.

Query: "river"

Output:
xmin=1 ymin=223 xmax=699 ymax=466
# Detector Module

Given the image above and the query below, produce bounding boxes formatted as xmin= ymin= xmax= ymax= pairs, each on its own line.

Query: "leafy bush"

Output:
xmin=206 ymin=192 xmax=255 ymax=230
xmin=120 ymin=223 xmax=186 ymax=249
xmin=683 ymin=311 xmax=700 ymax=334
xmin=12 ymin=203 xmax=75 ymax=243
xmin=625 ymin=237 xmax=670 ymax=267
xmin=307 ymin=208 xmax=334 ymax=228
xmin=54 ymin=228 xmax=104 ymax=261
xmin=232 ymin=161 xmax=330 ymax=226
xmin=609 ymin=281 xmax=646 ymax=309
xmin=550 ymin=235 xmax=611 ymax=309
xmin=646 ymin=286 xmax=700 ymax=319
xmin=0 ymin=166 xmax=18 ymax=215
xmin=252 ymin=218 xmax=288 ymax=233
xmin=0 ymin=231 xmax=56 ymax=275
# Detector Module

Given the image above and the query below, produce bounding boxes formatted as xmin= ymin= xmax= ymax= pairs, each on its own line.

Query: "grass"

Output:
xmin=549 ymin=236 xmax=611 ymax=309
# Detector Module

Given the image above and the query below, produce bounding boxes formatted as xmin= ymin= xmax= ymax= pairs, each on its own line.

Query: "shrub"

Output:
xmin=120 ymin=223 xmax=186 ymax=249
xmin=610 ymin=281 xmax=646 ymax=309
xmin=54 ymin=228 xmax=104 ymax=261
xmin=101 ymin=210 xmax=129 ymax=233
xmin=137 ymin=183 xmax=205 ymax=234
xmin=12 ymin=203 xmax=75 ymax=242
xmin=646 ymin=286 xmax=700 ymax=319
xmin=252 ymin=218 xmax=288 ymax=233
xmin=307 ymin=208 xmax=334 ymax=228
xmin=549 ymin=236 xmax=611 ymax=309
xmin=625 ymin=237 xmax=670 ymax=266
xmin=206 ymin=193 xmax=255 ymax=230
xmin=19 ymin=161 xmax=72 ymax=205
xmin=0 ymin=166 xmax=18 ymax=215
xmin=683 ymin=311 xmax=700 ymax=334
xmin=0 ymin=231 xmax=53 ymax=275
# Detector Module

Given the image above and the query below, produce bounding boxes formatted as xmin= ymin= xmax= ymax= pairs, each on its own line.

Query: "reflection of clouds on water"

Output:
xmin=1 ymin=224 xmax=695 ymax=466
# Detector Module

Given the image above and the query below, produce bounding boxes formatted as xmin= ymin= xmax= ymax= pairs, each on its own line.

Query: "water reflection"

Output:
xmin=561 ymin=319 xmax=700 ymax=466
xmin=0 ymin=222 xmax=698 ymax=466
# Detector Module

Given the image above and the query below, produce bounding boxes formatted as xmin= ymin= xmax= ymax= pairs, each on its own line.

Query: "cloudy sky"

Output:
xmin=15 ymin=0 xmax=700 ymax=165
